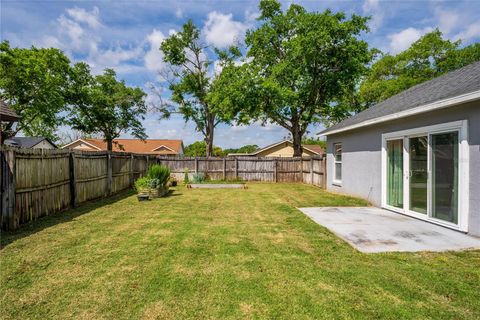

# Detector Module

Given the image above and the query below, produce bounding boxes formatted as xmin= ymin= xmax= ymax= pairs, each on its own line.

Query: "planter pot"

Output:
xmin=137 ymin=185 xmax=170 ymax=200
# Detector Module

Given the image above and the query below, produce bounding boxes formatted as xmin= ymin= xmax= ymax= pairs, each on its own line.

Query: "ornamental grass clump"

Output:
xmin=147 ymin=165 xmax=171 ymax=187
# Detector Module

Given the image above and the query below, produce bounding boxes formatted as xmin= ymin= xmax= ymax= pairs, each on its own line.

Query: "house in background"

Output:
xmin=4 ymin=137 xmax=57 ymax=149
xmin=228 ymin=140 xmax=324 ymax=157
xmin=62 ymin=138 xmax=184 ymax=156
xmin=320 ymin=61 xmax=480 ymax=236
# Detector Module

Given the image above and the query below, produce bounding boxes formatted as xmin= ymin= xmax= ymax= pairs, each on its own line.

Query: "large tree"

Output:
xmin=0 ymin=41 xmax=71 ymax=142
xmin=158 ymin=21 xmax=239 ymax=157
xmin=212 ymin=0 xmax=372 ymax=156
xmin=67 ymin=66 xmax=147 ymax=151
xmin=358 ymin=30 xmax=480 ymax=108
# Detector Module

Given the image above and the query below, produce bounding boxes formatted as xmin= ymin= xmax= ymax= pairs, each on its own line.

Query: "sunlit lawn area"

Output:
xmin=1 ymin=183 xmax=479 ymax=319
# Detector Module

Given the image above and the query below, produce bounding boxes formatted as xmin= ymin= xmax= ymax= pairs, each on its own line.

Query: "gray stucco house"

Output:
xmin=321 ymin=61 xmax=480 ymax=236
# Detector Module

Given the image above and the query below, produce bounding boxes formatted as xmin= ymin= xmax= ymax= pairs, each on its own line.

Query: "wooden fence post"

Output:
xmin=107 ymin=152 xmax=112 ymax=195
xmin=195 ymin=158 xmax=198 ymax=174
xmin=69 ymin=151 xmax=77 ymax=207
xmin=274 ymin=159 xmax=278 ymax=183
xmin=310 ymin=157 xmax=314 ymax=185
xmin=1 ymin=149 xmax=16 ymax=230
xmin=129 ymin=153 xmax=134 ymax=186
xmin=234 ymin=158 xmax=238 ymax=179
xmin=299 ymin=158 xmax=303 ymax=183
xmin=223 ymin=158 xmax=226 ymax=180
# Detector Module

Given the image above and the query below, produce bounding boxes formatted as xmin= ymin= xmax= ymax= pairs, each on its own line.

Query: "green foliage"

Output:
xmin=158 ymin=21 xmax=240 ymax=156
xmin=222 ymin=145 xmax=259 ymax=156
xmin=184 ymin=141 xmax=223 ymax=157
xmin=192 ymin=172 xmax=206 ymax=183
xmin=67 ymin=67 xmax=147 ymax=151
xmin=0 ymin=41 xmax=71 ymax=141
xmin=135 ymin=165 xmax=171 ymax=190
xmin=147 ymin=165 xmax=171 ymax=187
xmin=302 ymin=137 xmax=326 ymax=149
xmin=212 ymin=0 xmax=373 ymax=155
xmin=134 ymin=176 xmax=151 ymax=191
xmin=183 ymin=168 xmax=190 ymax=184
xmin=358 ymin=30 xmax=480 ymax=109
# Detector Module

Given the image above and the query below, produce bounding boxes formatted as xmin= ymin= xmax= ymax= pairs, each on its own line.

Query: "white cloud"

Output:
xmin=387 ymin=27 xmax=433 ymax=54
xmin=41 ymin=6 xmax=145 ymax=75
xmin=203 ymin=11 xmax=249 ymax=48
xmin=435 ymin=8 xmax=459 ymax=35
xmin=362 ymin=0 xmax=384 ymax=31
xmin=455 ymin=22 xmax=480 ymax=41
xmin=144 ymin=29 xmax=167 ymax=74
xmin=175 ymin=8 xmax=183 ymax=19
xmin=66 ymin=6 xmax=101 ymax=29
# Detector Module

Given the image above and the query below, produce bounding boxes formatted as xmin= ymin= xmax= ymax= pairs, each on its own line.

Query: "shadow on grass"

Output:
xmin=0 ymin=189 xmax=136 ymax=249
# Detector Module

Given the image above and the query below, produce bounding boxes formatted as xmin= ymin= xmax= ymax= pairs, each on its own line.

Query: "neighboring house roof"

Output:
xmin=228 ymin=140 xmax=324 ymax=156
xmin=4 ymin=137 xmax=57 ymax=148
xmin=0 ymin=100 xmax=20 ymax=122
xmin=302 ymin=144 xmax=324 ymax=155
xmin=62 ymin=138 xmax=184 ymax=155
xmin=321 ymin=61 xmax=480 ymax=136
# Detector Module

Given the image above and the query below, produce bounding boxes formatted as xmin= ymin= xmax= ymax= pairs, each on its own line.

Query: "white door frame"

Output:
xmin=381 ymin=120 xmax=469 ymax=232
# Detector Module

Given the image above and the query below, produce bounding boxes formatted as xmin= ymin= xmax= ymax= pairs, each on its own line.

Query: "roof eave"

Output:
xmin=319 ymin=89 xmax=480 ymax=136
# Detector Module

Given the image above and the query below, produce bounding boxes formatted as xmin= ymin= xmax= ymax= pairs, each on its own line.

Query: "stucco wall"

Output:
xmin=326 ymin=101 xmax=480 ymax=236
xmin=32 ymin=140 xmax=56 ymax=149
xmin=67 ymin=141 xmax=97 ymax=151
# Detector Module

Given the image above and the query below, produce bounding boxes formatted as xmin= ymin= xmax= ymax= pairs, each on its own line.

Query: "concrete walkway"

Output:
xmin=299 ymin=207 xmax=480 ymax=253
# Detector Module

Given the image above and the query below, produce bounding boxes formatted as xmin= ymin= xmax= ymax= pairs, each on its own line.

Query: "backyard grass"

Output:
xmin=1 ymin=183 xmax=479 ymax=319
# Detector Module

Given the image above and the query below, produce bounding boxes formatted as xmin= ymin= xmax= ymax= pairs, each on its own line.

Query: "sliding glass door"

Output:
xmin=383 ymin=123 xmax=465 ymax=230
xmin=409 ymin=136 xmax=428 ymax=215
xmin=431 ymin=132 xmax=459 ymax=224
xmin=386 ymin=139 xmax=403 ymax=208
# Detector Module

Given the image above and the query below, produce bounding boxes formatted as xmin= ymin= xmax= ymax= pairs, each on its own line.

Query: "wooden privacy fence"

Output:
xmin=158 ymin=156 xmax=326 ymax=185
xmin=1 ymin=147 xmax=326 ymax=230
xmin=0 ymin=147 xmax=157 ymax=230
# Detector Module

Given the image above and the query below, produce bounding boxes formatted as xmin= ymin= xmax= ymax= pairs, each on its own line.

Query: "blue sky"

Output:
xmin=2 ymin=0 xmax=479 ymax=148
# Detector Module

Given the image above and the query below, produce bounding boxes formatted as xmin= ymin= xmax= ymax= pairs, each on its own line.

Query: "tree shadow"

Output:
xmin=0 ymin=190 xmax=135 ymax=249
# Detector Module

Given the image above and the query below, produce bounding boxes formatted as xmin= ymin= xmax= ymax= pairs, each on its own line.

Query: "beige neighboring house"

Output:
xmin=62 ymin=138 xmax=184 ymax=155
xmin=4 ymin=137 xmax=57 ymax=149
xmin=228 ymin=140 xmax=324 ymax=157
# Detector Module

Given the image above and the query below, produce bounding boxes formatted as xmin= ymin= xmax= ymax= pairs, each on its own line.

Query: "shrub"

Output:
xmin=147 ymin=165 xmax=170 ymax=187
xmin=192 ymin=172 xmax=206 ymax=183
xmin=183 ymin=168 xmax=189 ymax=184
xmin=134 ymin=176 xmax=151 ymax=191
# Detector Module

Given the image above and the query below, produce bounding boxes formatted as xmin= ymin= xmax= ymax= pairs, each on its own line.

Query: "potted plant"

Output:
xmin=135 ymin=164 xmax=171 ymax=200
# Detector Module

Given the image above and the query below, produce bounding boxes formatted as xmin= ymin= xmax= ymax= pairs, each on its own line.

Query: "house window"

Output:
xmin=334 ymin=143 xmax=342 ymax=183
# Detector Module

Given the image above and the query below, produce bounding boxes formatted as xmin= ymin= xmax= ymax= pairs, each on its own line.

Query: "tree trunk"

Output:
xmin=107 ymin=139 xmax=113 ymax=152
xmin=204 ymin=115 xmax=215 ymax=157
xmin=291 ymin=125 xmax=303 ymax=157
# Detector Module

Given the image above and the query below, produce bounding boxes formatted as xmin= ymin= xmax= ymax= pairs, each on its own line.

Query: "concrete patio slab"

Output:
xmin=299 ymin=207 xmax=480 ymax=253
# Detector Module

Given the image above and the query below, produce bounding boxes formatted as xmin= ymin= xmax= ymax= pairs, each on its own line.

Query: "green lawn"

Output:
xmin=1 ymin=183 xmax=479 ymax=319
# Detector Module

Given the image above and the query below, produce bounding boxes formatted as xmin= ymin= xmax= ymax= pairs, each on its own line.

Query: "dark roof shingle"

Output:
xmin=321 ymin=61 xmax=480 ymax=135
xmin=4 ymin=137 xmax=57 ymax=148
xmin=0 ymin=100 xmax=20 ymax=122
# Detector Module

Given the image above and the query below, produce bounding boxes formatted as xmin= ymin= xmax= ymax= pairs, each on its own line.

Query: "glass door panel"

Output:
xmin=386 ymin=139 xmax=403 ymax=208
xmin=431 ymin=132 xmax=459 ymax=224
xmin=409 ymin=136 xmax=428 ymax=214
